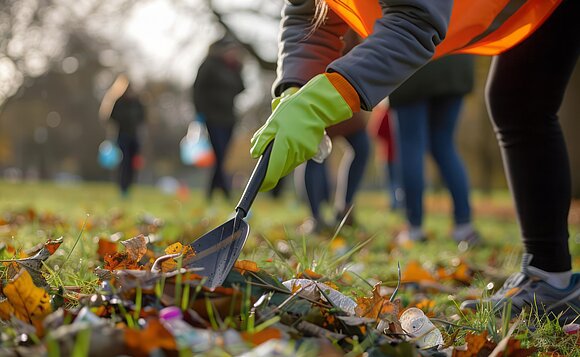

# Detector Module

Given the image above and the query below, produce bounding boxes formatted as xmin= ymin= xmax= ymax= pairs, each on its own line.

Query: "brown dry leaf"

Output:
xmin=120 ymin=235 xmax=148 ymax=263
xmin=241 ymin=327 xmax=283 ymax=346
xmin=401 ymin=261 xmax=437 ymax=283
xmin=124 ymin=318 xmax=177 ymax=357
xmin=97 ymin=238 xmax=118 ymax=259
xmin=234 ymin=260 xmax=260 ymax=274
xmin=104 ymin=252 xmax=142 ymax=271
xmin=161 ymin=242 xmax=196 ymax=272
xmin=453 ymin=331 xmax=496 ymax=357
xmin=1 ymin=237 xmax=63 ymax=288
xmin=504 ymin=338 xmax=537 ymax=356
xmin=355 ymin=283 xmax=401 ymax=320
xmin=103 ymin=235 xmax=149 ymax=271
xmin=0 ymin=269 xmax=52 ymax=334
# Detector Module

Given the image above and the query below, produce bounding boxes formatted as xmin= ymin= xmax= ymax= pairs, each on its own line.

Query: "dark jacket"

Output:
xmin=111 ymin=95 xmax=145 ymax=138
xmin=193 ymin=54 xmax=245 ymax=127
xmin=274 ymin=0 xmax=453 ymax=110
xmin=389 ymin=55 xmax=474 ymax=107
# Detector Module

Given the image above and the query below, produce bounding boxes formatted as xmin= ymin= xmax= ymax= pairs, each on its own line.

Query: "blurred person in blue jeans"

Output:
xmin=390 ymin=55 xmax=480 ymax=245
xmin=368 ymin=102 xmax=404 ymax=211
xmin=110 ymin=84 xmax=146 ymax=198
xmin=193 ymin=37 xmax=245 ymax=200
xmin=296 ymin=112 xmax=370 ymax=234
xmin=296 ymin=30 xmax=370 ymax=234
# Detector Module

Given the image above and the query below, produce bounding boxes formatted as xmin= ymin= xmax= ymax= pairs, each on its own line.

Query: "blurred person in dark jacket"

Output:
xmin=110 ymin=83 xmax=146 ymax=198
xmin=193 ymin=37 xmax=245 ymax=200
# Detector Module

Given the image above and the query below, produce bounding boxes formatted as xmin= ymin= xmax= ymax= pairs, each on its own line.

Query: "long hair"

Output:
xmin=309 ymin=0 xmax=329 ymax=36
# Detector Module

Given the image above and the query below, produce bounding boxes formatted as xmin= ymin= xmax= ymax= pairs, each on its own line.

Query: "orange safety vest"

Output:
xmin=325 ymin=0 xmax=562 ymax=58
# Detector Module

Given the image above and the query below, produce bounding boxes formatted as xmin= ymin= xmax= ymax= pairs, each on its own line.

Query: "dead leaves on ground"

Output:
xmin=0 ymin=268 xmax=52 ymax=334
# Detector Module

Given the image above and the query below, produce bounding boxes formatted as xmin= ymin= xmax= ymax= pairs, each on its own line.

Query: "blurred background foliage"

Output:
xmin=0 ymin=0 xmax=579 ymax=197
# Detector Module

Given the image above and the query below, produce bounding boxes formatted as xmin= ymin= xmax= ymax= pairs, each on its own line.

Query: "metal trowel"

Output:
xmin=187 ymin=142 xmax=273 ymax=289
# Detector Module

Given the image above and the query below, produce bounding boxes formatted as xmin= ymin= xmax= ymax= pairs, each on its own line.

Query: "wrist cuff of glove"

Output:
xmin=325 ymin=72 xmax=360 ymax=112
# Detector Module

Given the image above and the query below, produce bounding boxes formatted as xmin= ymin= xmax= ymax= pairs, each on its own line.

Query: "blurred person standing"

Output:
xmin=388 ymin=55 xmax=480 ymax=245
xmin=296 ymin=111 xmax=370 ymax=234
xmin=193 ymin=37 xmax=245 ymax=201
xmin=295 ymin=30 xmax=370 ymax=234
xmin=108 ymin=81 xmax=146 ymax=198
xmin=368 ymin=100 xmax=404 ymax=211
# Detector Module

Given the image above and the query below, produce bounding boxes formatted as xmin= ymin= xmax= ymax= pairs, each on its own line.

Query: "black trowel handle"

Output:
xmin=235 ymin=141 xmax=274 ymax=218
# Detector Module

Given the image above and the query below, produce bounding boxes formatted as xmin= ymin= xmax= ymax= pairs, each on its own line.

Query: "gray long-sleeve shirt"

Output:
xmin=273 ymin=0 xmax=453 ymax=111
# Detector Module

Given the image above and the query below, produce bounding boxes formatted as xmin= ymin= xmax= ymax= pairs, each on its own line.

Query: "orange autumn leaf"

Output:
xmin=401 ymin=261 xmax=437 ymax=283
xmin=450 ymin=262 xmax=474 ymax=284
xmin=298 ymin=269 xmax=323 ymax=280
xmin=97 ymin=238 xmax=118 ymax=259
xmin=43 ymin=237 xmax=64 ymax=255
xmin=161 ymin=242 xmax=196 ymax=272
xmin=241 ymin=327 xmax=283 ymax=346
xmin=0 ymin=269 xmax=52 ymax=332
xmin=103 ymin=252 xmax=142 ymax=271
xmin=124 ymin=318 xmax=177 ymax=357
xmin=414 ymin=299 xmax=436 ymax=316
xmin=234 ymin=260 xmax=260 ymax=274
xmin=453 ymin=331 xmax=496 ymax=357
xmin=355 ymin=283 xmax=401 ymax=320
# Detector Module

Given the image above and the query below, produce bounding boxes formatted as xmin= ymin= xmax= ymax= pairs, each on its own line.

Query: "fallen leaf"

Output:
xmin=124 ymin=318 xmax=177 ymax=357
xmin=234 ymin=260 xmax=260 ymax=274
xmin=298 ymin=269 xmax=322 ymax=280
xmin=120 ymin=235 xmax=148 ymax=263
xmin=504 ymin=338 xmax=536 ymax=356
xmin=103 ymin=235 xmax=149 ymax=271
xmin=241 ymin=327 xmax=283 ymax=346
xmin=0 ymin=268 xmax=52 ymax=334
xmin=161 ymin=242 xmax=196 ymax=272
xmin=453 ymin=331 xmax=496 ymax=357
xmin=103 ymin=252 xmax=142 ymax=271
xmin=0 ymin=237 xmax=63 ymax=287
xmin=97 ymin=237 xmax=118 ymax=259
xmin=355 ymin=283 xmax=400 ymax=320
xmin=401 ymin=261 xmax=436 ymax=283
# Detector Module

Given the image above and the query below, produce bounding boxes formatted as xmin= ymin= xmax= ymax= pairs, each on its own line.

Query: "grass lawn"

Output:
xmin=0 ymin=181 xmax=578 ymax=356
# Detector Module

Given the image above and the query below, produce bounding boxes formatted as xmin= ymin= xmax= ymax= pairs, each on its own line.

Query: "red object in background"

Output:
xmin=132 ymin=155 xmax=145 ymax=170
xmin=368 ymin=107 xmax=397 ymax=163
xmin=195 ymin=151 xmax=215 ymax=168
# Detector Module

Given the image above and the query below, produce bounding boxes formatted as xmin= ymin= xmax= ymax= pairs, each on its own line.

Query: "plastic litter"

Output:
xmin=399 ymin=307 xmax=443 ymax=349
xmin=282 ymin=279 xmax=357 ymax=315
xmin=159 ymin=306 xmax=212 ymax=352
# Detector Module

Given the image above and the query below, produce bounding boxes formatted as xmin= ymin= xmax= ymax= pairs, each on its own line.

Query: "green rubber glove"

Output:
xmin=271 ymin=87 xmax=299 ymax=111
xmin=250 ymin=73 xmax=356 ymax=191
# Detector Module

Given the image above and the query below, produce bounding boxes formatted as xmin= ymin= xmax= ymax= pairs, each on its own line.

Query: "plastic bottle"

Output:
xmin=159 ymin=306 xmax=211 ymax=352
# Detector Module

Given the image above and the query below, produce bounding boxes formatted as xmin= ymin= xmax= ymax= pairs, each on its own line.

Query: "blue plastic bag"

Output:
xmin=98 ymin=140 xmax=122 ymax=169
xmin=179 ymin=121 xmax=215 ymax=167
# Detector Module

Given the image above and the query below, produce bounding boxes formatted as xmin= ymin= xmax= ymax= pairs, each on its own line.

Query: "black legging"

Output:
xmin=485 ymin=0 xmax=579 ymax=272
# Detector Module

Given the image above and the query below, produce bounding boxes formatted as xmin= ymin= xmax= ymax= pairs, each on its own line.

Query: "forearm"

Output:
xmin=328 ymin=0 xmax=453 ymax=110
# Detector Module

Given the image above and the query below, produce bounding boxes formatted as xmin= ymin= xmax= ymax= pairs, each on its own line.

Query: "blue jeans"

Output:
xmin=395 ymin=95 xmax=471 ymax=227
xmin=303 ymin=129 xmax=370 ymax=220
